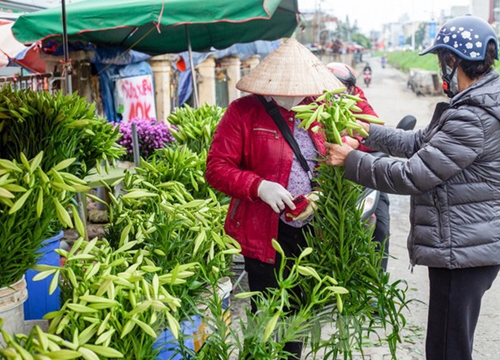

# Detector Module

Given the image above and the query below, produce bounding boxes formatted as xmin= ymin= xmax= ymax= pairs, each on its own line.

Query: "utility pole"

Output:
xmin=314 ymin=0 xmax=326 ymax=46
xmin=411 ymin=21 xmax=415 ymax=51
xmin=314 ymin=0 xmax=320 ymax=45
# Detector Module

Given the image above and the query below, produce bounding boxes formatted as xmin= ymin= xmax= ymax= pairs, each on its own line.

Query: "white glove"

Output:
xmin=257 ymin=180 xmax=295 ymax=213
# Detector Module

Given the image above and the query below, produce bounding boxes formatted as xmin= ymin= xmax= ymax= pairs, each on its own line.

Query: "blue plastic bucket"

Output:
xmin=23 ymin=230 xmax=63 ymax=320
xmin=154 ymin=278 xmax=232 ymax=358
xmin=154 ymin=315 xmax=203 ymax=359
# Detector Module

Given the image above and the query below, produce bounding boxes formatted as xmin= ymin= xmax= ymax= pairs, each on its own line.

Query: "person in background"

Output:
xmin=205 ymin=38 xmax=344 ymax=359
xmin=363 ymin=62 xmax=372 ymax=74
xmin=326 ymin=61 xmax=391 ymax=272
xmin=363 ymin=62 xmax=372 ymax=87
xmin=324 ymin=15 xmax=500 ymax=360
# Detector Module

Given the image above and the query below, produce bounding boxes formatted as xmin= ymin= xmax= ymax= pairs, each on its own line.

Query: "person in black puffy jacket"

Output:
xmin=324 ymin=15 xmax=500 ymax=360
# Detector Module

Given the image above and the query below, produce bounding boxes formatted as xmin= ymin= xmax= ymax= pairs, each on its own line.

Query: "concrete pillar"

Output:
xmin=239 ymin=55 xmax=261 ymax=98
xmin=197 ymin=56 xmax=216 ymax=106
xmin=243 ymin=55 xmax=261 ymax=70
xmin=149 ymin=55 xmax=171 ymax=121
xmin=221 ymin=56 xmax=241 ymax=102
xmin=340 ymin=53 xmax=355 ymax=68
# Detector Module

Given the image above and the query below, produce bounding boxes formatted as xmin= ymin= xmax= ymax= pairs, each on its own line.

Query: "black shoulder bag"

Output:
xmin=257 ymin=95 xmax=314 ymax=183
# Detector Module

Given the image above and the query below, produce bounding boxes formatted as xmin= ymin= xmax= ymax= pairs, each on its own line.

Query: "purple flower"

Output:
xmin=116 ymin=118 xmax=177 ymax=161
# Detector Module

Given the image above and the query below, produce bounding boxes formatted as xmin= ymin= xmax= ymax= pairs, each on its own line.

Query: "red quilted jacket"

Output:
xmin=205 ymin=95 xmax=326 ymax=264
xmin=352 ymin=86 xmax=379 ymax=152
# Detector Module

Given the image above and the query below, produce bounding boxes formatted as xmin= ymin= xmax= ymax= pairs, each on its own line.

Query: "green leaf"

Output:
xmin=263 ymin=312 xmax=280 ymax=343
xmin=53 ymin=198 xmax=73 ymax=228
xmin=36 ymin=188 xmax=44 ymax=218
xmin=119 ymin=319 xmax=136 ymax=338
xmin=121 ymin=190 xmax=158 ymax=199
xmin=0 ymin=159 xmax=22 ymax=172
xmin=52 ymin=158 xmax=76 ymax=172
xmin=48 ymin=270 xmax=60 ymax=295
xmin=71 ymin=204 xmax=85 ymax=237
xmin=32 ymin=269 xmax=57 ymax=282
xmin=0 ymin=187 xmax=15 ymax=199
xmin=165 ymin=312 xmax=180 ymax=340
xmin=20 ymin=152 xmax=30 ymax=170
xmin=76 ymin=347 xmax=99 ymax=360
xmin=81 ymin=345 xmax=123 ymax=358
xmin=2 ymin=184 xmax=27 ymax=192
xmin=43 ymin=350 xmax=81 ymax=359
xmin=8 ymin=189 xmax=33 ymax=214
xmin=130 ymin=318 xmax=157 ymax=338
xmin=29 ymin=151 xmax=44 ymax=173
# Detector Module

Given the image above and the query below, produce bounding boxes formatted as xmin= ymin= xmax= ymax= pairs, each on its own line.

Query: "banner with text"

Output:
xmin=114 ymin=74 xmax=156 ymax=122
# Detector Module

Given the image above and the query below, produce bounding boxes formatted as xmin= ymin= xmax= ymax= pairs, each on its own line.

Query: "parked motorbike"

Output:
xmin=359 ymin=115 xmax=417 ymax=224
xmin=363 ymin=70 xmax=372 ymax=87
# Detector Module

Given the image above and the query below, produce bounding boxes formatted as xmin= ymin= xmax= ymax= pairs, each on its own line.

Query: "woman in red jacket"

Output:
xmin=206 ymin=38 xmax=343 ymax=359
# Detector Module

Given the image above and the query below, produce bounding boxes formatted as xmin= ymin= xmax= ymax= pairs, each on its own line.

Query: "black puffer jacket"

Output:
xmin=345 ymin=69 xmax=500 ymax=269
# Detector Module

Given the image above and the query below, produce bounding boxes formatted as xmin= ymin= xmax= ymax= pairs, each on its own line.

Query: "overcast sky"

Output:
xmin=298 ymin=0 xmax=472 ymax=34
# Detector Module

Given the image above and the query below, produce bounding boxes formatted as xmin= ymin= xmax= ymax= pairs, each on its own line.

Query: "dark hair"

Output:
xmin=438 ymin=40 xmax=497 ymax=79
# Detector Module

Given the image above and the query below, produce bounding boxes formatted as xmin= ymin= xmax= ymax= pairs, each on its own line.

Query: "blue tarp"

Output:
xmin=95 ymin=61 xmax=153 ymax=122
xmin=91 ymin=46 xmax=152 ymax=121
xmin=92 ymin=45 xmax=151 ymax=66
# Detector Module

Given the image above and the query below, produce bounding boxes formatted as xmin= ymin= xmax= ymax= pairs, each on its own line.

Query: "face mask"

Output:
xmin=271 ymin=96 xmax=304 ymax=111
xmin=440 ymin=64 xmax=460 ymax=98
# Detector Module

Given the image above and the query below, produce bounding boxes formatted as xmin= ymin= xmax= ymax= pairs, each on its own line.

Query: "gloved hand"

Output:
xmin=258 ymin=180 xmax=295 ymax=213
xmin=289 ymin=191 xmax=321 ymax=221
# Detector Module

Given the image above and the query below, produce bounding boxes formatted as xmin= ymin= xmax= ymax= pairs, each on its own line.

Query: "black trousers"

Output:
xmin=244 ymin=220 xmax=310 ymax=360
xmin=426 ymin=265 xmax=500 ymax=360
xmin=373 ymin=192 xmax=390 ymax=271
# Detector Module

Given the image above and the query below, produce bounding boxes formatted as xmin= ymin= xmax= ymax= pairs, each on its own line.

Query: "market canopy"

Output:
xmin=11 ymin=0 xmax=300 ymax=56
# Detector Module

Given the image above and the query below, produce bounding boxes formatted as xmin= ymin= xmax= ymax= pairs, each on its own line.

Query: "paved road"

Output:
xmin=357 ymin=55 xmax=500 ymax=359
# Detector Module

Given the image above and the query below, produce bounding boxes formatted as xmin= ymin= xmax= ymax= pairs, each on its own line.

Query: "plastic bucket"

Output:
xmin=24 ymin=230 xmax=63 ymax=320
xmin=154 ymin=315 xmax=204 ymax=359
xmin=154 ymin=278 xmax=233 ymax=358
xmin=0 ymin=277 xmax=28 ymax=345
xmin=194 ymin=277 xmax=233 ymax=346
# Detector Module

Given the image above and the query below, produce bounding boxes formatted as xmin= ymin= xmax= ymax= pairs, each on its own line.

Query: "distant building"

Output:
xmin=471 ymin=0 xmax=490 ymax=20
xmin=469 ymin=0 xmax=500 ymax=34
xmin=381 ymin=22 xmax=404 ymax=51
xmin=487 ymin=0 xmax=500 ymax=29
xmin=379 ymin=0 xmax=500 ymax=51
xmin=450 ymin=6 xmax=471 ymax=18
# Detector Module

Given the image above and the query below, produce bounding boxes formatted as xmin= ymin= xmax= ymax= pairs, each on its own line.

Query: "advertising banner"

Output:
xmin=114 ymin=74 xmax=156 ymax=121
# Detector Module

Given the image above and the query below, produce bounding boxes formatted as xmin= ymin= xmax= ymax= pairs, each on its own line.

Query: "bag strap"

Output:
xmin=257 ymin=95 xmax=313 ymax=181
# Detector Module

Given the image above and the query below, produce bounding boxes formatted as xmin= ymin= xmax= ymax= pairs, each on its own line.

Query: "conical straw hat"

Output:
xmin=236 ymin=38 xmax=344 ymax=96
